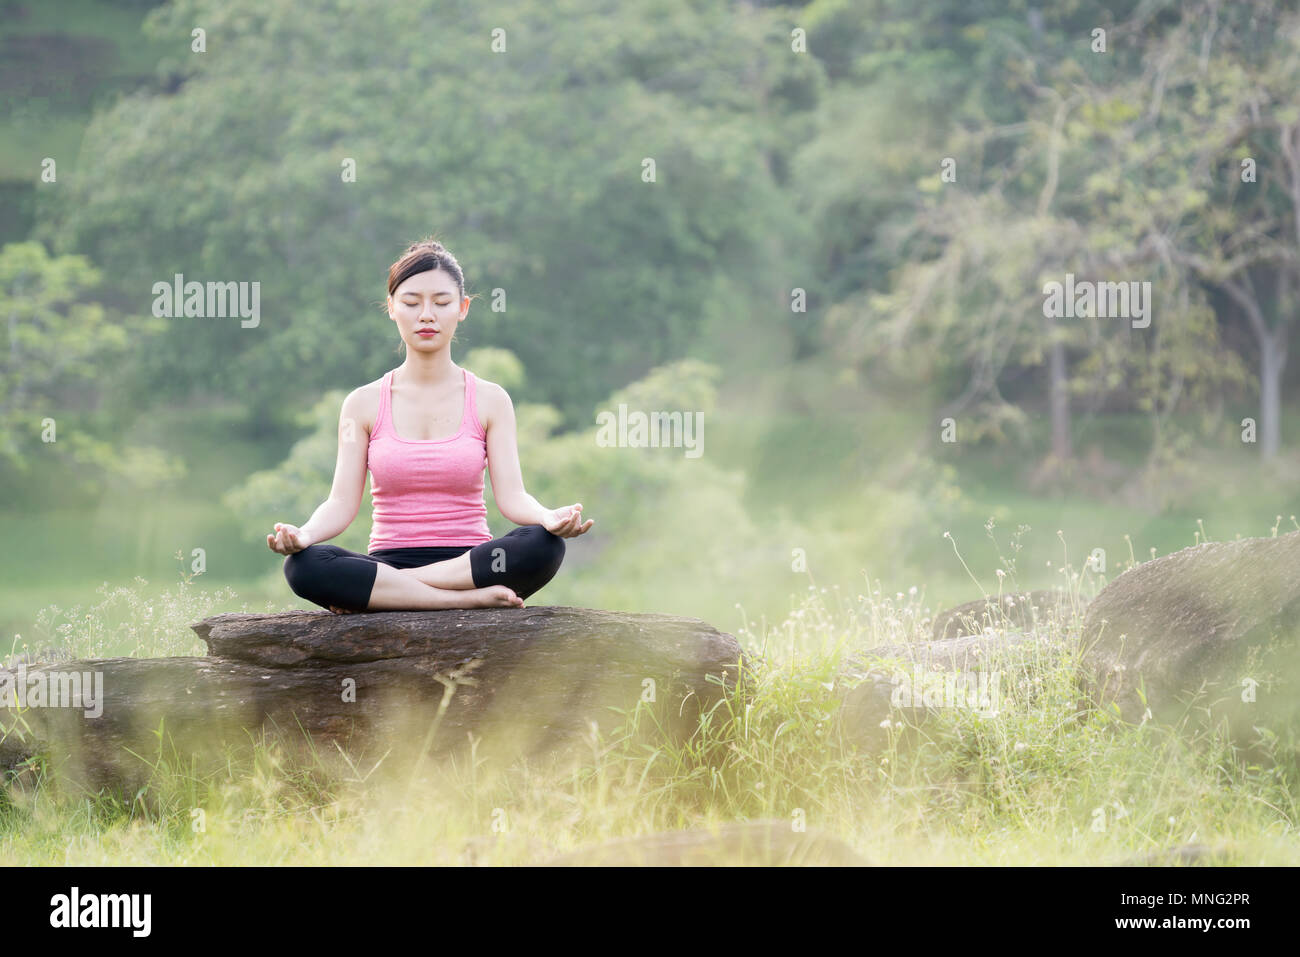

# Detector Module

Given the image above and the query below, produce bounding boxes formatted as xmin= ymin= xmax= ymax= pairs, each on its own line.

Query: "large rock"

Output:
xmin=0 ymin=606 xmax=750 ymax=794
xmin=1079 ymin=530 xmax=1300 ymax=751
xmin=930 ymin=589 xmax=1082 ymax=640
xmin=835 ymin=629 xmax=1073 ymax=750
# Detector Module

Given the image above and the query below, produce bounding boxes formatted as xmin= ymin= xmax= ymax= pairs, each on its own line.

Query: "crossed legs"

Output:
xmin=366 ymin=561 xmax=522 ymax=611
xmin=283 ymin=526 xmax=566 ymax=613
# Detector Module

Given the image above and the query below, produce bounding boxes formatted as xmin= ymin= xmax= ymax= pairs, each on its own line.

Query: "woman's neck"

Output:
xmin=396 ymin=353 xmax=458 ymax=388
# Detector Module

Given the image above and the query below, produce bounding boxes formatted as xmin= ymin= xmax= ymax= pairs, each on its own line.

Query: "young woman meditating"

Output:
xmin=268 ymin=238 xmax=593 ymax=613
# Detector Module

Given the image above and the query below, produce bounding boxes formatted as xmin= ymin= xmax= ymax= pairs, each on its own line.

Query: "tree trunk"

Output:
xmin=1259 ymin=335 xmax=1284 ymax=460
xmin=1047 ymin=316 xmax=1072 ymax=461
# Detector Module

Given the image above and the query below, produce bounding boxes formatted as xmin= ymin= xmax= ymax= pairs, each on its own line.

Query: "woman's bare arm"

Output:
xmin=482 ymin=381 xmax=593 ymax=537
xmin=268 ymin=388 xmax=370 ymax=554
xmin=482 ymin=381 xmax=550 ymax=526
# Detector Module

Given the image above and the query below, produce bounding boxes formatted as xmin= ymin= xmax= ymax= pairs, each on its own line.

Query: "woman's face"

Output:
xmin=387 ymin=268 xmax=467 ymax=351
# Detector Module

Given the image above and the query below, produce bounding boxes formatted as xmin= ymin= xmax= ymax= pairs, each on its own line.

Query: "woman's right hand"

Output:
xmin=268 ymin=522 xmax=313 ymax=555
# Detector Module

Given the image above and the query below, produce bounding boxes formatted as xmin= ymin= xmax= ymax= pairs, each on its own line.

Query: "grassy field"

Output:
xmin=1 ymin=570 xmax=1295 ymax=865
xmin=3 ymin=381 xmax=1297 ymax=867
xmin=8 ymin=429 xmax=1296 ymax=865
xmin=4 ymin=397 xmax=1299 ymax=648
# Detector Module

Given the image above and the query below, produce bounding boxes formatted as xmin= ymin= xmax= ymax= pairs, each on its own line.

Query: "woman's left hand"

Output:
xmin=543 ymin=503 xmax=594 ymax=538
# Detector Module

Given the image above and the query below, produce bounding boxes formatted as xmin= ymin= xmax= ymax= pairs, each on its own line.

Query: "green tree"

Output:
xmin=0 ymin=240 xmax=183 ymax=488
xmin=822 ymin=0 xmax=1247 ymax=481
xmin=41 ymin=0 xmax=818 ymax=431
xmin=1109 ymin=0 xmax=1300 ymax=460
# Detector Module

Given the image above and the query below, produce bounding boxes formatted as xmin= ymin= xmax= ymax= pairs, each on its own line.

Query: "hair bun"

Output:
xmin=387 ymin=237 xmax=466 ymax=301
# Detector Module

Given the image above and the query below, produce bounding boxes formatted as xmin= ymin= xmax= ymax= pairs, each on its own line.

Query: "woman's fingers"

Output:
xmin=269 ymin=524 xmax=299 ymax=554
xmin=552 ymin=513 xmax=593 ymax=538
xmin=269 ymin=523 xmax=305 ymax=554
xmin=544 ymin=504 xmax=589 ymax=537
xmin=548 ymin=508 xmax=575 ymax=534
xmin=272 ymin=523 xmax=303 ymax=554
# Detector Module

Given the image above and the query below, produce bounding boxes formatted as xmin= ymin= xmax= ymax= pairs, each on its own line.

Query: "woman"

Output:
xmin=269 ymin=238 xmax=593 ymax=612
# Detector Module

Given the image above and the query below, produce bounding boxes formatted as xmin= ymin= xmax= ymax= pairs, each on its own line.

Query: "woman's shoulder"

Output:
xmin=468 ymin=371 xmax=510 ymax=430
xmin=341 ymin=375 xmax=386 ymax=435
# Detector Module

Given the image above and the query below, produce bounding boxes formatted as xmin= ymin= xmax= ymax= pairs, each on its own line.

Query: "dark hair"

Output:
xmin=385 ymin=237 xmax=471 ymax=304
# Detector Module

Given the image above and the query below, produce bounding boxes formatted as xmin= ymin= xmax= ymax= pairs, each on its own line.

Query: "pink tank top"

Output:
xmin=366 ymin=367 xmax=493 ymax=551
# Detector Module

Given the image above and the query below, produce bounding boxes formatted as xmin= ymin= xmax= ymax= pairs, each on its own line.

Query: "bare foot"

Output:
xmin=462 ymin=585 xmax=525 ymax=609
xmin=335 ymin=586 xmax=524 ymax=613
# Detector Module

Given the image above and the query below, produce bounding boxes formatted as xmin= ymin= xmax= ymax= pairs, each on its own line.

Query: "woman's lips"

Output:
xmin=416 ymin=330 xmax=438 ymax=337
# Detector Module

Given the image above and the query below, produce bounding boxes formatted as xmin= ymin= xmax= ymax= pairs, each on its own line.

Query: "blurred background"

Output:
xmin=3 ymin=0 xmax=1299 ymax=652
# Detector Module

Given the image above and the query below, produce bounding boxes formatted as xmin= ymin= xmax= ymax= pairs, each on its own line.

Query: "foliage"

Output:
xmin=0 ymin=240 xmax=184 ymax=488
xmin=39 ymin=0 xmax=820 ymax=431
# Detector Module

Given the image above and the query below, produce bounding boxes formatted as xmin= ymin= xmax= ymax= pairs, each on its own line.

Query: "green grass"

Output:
xmin=1 ymin=568 xmax=1295 ymax=865
xmin=3 ymin=361 xmax=1299 ymax=862
xmin=6 ymin=399 xmax=1300 ymax=649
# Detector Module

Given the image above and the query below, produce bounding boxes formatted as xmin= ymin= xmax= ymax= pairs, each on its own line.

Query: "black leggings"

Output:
xmin=282 ymin=525 xmax=565 ymax=612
